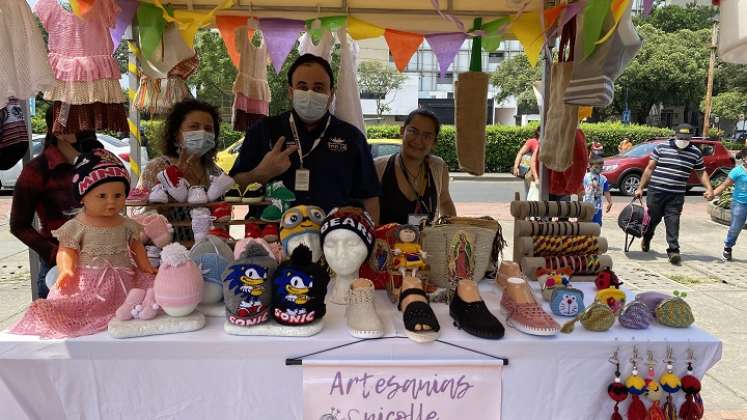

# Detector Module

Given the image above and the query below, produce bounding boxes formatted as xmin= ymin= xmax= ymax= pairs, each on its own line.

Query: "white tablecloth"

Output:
xmin=0 ymin=282 xmax=722 ymax=420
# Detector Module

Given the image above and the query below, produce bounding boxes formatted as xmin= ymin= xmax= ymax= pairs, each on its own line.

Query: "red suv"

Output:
xmin=601 ymin=137 xmax=735 ymax=196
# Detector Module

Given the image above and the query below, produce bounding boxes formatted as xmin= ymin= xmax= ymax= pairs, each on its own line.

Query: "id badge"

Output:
xmin=408 ymin=213 xmax=428 ymax=226
xmin=295 ymin=169 xmax=310 ymax=192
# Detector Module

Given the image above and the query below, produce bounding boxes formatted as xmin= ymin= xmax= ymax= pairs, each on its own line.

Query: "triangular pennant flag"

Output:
xmin=558 ymin=0 xmax=587 ymax=30
xmin=510 ymin=11 xmax=544 ymax=66
xmin=261 ymin=18 xmax=306 ymax=73
xmin=347 ymin=17 xmax=385 ymax=40
xmin=480 ymin=17 xmax=510 ymax=52
xmin=425 ymin=32 xmax=466 ymax=78
xmin=582 ymin=0 xmax=613 ymax=59
xmin=384 ymin=29 xmax=423 ymax=72
xmin=153 ymin=0 xmax=235 ymax=48
xmin=544 ymin=4 xmax=566 ymax=32
xmin=216 ymin=15 xmax=253 ymax=68
xmin=578 ymin=106 xmax=593 ymax=121
xmin=305 ymin=16 xmax=347 ymax=43
xmin=643 ymin=0 xmax=653 ymax=16
xmin=70 ymin=0 xmax=95 ymax=16
xmin=596 ymin=0 xmax=632 ymax=45
xmin=137 ymin=2 xmax=167 ymax=61
xmin=110 ymin=0 xmax=139 ymax=48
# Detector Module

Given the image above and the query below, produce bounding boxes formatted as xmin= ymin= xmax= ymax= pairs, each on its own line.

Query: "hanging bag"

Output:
xmin=618 ymin=197 xmax=650 ymax=252
xmin=454 ymin=72 xmax=489 ymax=175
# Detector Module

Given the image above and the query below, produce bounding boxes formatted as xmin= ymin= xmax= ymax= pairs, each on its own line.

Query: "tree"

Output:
xmin=189 ymin=30 xmax=237 ymax=111
xmin=635 ymin=4 xmax=717 ymax=33
xmin=702 ymin=91 xmax=747 ymax=121
xmin=489 ymin=53 xmax=541 ymax=113
xmin=714 ymin=62 xmax=747 ymax=96
xmin=357 ymin=61 xmax=406 ymax=119
xmin=613 ymin=24 xmax=711 ymax=124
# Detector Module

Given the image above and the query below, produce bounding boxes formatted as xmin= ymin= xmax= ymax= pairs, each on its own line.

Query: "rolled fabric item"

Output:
xmin=521 ymin=255 xmax=613 ymax=280
xmin=510 ymin=200 xmax=595 ymax=221
xmin=454 ymin=72 xmax=489 ymax=175
xmin=515 ymin=236 xmax=607 ymax=257
xmin=515 ymin=220 xmax=601 ymax=237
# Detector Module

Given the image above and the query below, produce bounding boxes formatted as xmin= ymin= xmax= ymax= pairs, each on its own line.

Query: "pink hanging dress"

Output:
xmin=33 ymin=0 xmax=128 ymax=134
xmin=232 ymin=26 xmax=271 ymax=131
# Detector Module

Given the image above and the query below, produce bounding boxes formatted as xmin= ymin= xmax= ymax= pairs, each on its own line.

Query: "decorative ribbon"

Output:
xmin=425 ymin=32 xmax=467 ymax=78
xmin=216 ymin=15 xmax=253 ymax=69
xmin=347 ymin=16 xmax=385 ymax=40
xmin=87 ymin=257 xmax=133 ymax=302
xmin=110 ymin=0 xmax=139 ymax=48
xmin=260 ymin=18 xmax=306 ymax=73
xmin=384 ymin=29 xmax=424 ymax=72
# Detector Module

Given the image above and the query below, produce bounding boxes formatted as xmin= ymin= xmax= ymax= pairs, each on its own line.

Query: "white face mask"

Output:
xmin=183 ymin=130 xmax=216 ymax=156
xmin=674 ymin=139 xmax=690 ymax=150
xmin=292 ymin=89 xmax=329 ymax=123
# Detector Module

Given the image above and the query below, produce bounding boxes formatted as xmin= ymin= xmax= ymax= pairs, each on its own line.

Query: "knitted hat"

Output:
xmin=320 ymin=205 xmax=375 ymax=258
xmin=272 ymin=245 xmax=329 ymax=326
xmin=72 ymin=148 xmax=131 ymax=202
xmin=190 ymin=236 xmax=235 ymax=305
xmin=154 ymin=243 xmax=204 ymax=316
xmin=222 ymin=243 xmax=278 ymax=327
xmin=280 ymin=205 xmax=326 ymax=256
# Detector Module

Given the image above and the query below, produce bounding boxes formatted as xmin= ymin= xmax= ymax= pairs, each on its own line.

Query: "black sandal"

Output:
xmin=449 ymin=292 xmax=505 ymax=339
xmin=398 ymin=287 xmax=441 ymax=343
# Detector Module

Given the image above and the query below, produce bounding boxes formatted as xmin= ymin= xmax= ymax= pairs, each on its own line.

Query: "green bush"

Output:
xmin=722 ymin=140 xmax=744 ymax=151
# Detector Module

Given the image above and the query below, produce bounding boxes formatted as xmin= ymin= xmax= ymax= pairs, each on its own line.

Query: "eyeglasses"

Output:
xmin=404 ymin=127 xmax=435 ymax=142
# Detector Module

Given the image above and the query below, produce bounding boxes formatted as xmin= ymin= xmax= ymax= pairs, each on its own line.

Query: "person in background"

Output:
xmin=618 ymin=137 xmax=633 ymax=154
xmin=10 ymin=107 xmax=103 ymax=299
xmin=375 ymin=108 xmax=456 ymax=225
xmin=588 ymin=140 xmax=604 ymax=161
xmin=532 ymin=128 xmax=589 ymax=202
xmin=635 ymin=124 xmax=714 ymax=265
xmin=512 ymin=128 xmax=540 ymax=198
xmin=711 ymin=147 xmax=747 ymax=261
xmin=583 ymin=155 xmax=613 ymax=225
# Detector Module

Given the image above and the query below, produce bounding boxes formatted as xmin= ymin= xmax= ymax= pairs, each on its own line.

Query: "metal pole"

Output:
xmin=702 ymin=21 xmax=718 ymax=138
xmin=538 ymin=45 xmax=552 ymax=201
xmin=125 ymin=23 xmax=142 ymax=186
xmin=20 ymin=99 xmax=40 ymax=300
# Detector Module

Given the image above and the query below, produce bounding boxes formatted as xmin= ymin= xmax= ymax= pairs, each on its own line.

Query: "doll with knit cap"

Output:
xmin=10 ymin=149 xmax=157 ymax=338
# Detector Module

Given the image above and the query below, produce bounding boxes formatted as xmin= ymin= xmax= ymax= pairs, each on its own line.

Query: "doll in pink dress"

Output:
xmin=10 ymin=149 xmax=157 ymax=338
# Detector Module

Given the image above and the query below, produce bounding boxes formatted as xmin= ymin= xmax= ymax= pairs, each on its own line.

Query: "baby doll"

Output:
xmin=10 ymin=149 xmax=157 ymax=338
xmin=391 ymin=224 xmax=427 ymax=277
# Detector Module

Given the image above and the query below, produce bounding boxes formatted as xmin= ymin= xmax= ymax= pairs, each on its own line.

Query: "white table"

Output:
xmin=0 ymin=283 xmax=722 ymax=420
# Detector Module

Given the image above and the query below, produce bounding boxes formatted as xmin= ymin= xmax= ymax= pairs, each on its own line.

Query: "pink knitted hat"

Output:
xmin=154 ymin=243 xmax=204 ymax=308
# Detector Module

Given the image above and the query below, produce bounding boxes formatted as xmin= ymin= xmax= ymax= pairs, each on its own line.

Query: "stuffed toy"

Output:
xmin=595 ymin=268 xmax=622 ymax=290
xmin=272 ymin=245 xmax=329 ymax=326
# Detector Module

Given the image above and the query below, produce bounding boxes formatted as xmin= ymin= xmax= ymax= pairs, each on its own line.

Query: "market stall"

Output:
xmin=0 ymin=0 xmax=729 ymax=418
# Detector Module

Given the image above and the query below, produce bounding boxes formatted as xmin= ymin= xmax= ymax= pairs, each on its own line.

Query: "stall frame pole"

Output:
xmin=125 ymin=23 xmax=142 ymax=187
xmin=538 ymin=44 xmax=553 ymax=201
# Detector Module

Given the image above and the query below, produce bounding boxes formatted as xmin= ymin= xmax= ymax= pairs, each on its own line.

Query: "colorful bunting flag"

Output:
xmin=153 ymin=0 xmax=235 ymax=48
xmin=137 ymin=2 xmax=167 ymax=61
xmin=305 ymin=16 xmax=347 ymax=44
xmin=261 ymin=18 xmax=306 ymax=73
xmin=479 ymin=17 xmax=510 ymax=52
xmin=70 ymin=0 xmax=95 ymax=16
xmin=544 ymin=4 xmax=566 ymax=32
xmin=510 ymin=11 xmax=544 ymax=67
xmin=216 ymin=15 xmax=253 ymax=69
xmin=425 ymin=32 xmax=466 ymax=78
xmin=384 ymin=29 xmax=424 ymax=72
xmin=643 ymin=0 xmax=654 ymax=16
xmin=581 ymin=0 xmax=613 ymax=59
xmin=110 ymin=0 xmax=138 ymax=48
xmin=579 ymin=106 xmax=593 ymax=121
xmin=558 ymin=0 xmax=587 ymax=31
xmin=347 ymin=17 xmax=385 ymax=40
xmin=596 ymin=0 xmax=632 ymax=45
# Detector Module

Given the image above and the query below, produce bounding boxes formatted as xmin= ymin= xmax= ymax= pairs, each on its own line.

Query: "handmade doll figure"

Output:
xmin=10 ymin=149 xmax=157 ymax=338
xmin=391 ymin=224 xmax=427 ymax=277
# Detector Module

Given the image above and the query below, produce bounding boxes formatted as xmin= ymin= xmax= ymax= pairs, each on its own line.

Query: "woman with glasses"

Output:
xmin=374 ymin=108 xmax=456 ymax=225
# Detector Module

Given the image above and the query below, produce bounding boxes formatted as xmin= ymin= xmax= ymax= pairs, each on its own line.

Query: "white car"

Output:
xmin=0 ymin=134 xmax=149 ymax=190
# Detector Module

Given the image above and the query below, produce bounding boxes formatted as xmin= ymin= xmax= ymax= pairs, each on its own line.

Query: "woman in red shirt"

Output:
xmin=512 ymin=128 xmax=541 ymax=198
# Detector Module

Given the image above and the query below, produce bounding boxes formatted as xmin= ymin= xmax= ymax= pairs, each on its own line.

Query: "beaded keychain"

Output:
xmin=679 ymin=348 xmax=704 ymax=420
xmin=607 ymin=348 xmax=628 ymax=420
xmin=645 ymin=350 xmax=666 ymax=420
xmin=625 ymin=345 xmax=647 ymax=420
xmin=660 ymin=345 xmax=682 ymax=419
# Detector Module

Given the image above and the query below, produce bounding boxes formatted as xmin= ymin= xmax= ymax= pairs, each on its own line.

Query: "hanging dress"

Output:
xmin=34 ymin=0 xmax=128 ymax=134
xmin=0 ymin=0 xmax=55 ymax=108
xmin=232 ymin=26 xmax=271 ymax=132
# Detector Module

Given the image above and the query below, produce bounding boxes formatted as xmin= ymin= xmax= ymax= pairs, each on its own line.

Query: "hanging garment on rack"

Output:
xmin=333 ymin=27 xmax=366 ymax=134
xmin=0 ymin=0 xmax=54 ymax=108
xmin=232 ymin=26 xmax=271 ymax=132
xmin=34 ymin=0 xmax=128 ymax=134
xmin=564 ymin=7 xmax=642 ymax=106
xmin=0 ymin=98 xmax=29 ymax=170
xmin=299 ymin=31 xmax=335 ymax=63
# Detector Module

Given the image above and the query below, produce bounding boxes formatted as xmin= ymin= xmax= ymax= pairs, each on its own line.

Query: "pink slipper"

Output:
xmin=115 ymin=288 xmax=146 ymax=321
xmin=138 ymin=288 xmax=161 ymax=320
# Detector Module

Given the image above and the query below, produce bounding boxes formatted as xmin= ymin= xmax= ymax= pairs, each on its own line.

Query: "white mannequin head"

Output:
xmin=323 ymin=229 xmax=368 ymax=276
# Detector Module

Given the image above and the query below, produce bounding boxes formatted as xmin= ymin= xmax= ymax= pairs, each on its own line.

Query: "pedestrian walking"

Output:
xmin=583 ymin=155 xmax=613 ymax=225
xmin=712 ymin=146 xmax=747 ymax=261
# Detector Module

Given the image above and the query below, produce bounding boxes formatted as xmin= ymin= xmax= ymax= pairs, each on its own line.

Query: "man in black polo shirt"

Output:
xmin=230 ymin=54 xmax=381 ymax=222
xmin=635 ymin=124 xmax=714 ymax=264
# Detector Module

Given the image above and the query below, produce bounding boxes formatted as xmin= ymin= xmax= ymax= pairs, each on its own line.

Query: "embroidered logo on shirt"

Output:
xmin=327 ymin=137 xmax=348 ymax=152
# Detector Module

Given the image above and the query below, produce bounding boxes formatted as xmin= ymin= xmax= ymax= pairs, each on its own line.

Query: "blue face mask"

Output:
xmin=183 ymin=130 xmax=216 ymax=156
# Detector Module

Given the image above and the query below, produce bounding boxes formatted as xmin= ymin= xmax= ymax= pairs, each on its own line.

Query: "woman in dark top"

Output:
xmin=374 ymin=108 xmax=456 ymax=225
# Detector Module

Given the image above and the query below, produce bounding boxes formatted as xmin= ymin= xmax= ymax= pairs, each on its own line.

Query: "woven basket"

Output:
xmin=421 ymin=217 xmax=503 ymax=288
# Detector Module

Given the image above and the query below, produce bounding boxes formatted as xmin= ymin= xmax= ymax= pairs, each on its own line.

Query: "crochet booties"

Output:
xmin=346 ymin=278 xmax=384 ymax=339
xmin=449 ymin=279 xmax=504 ymax=339
xmin=139 ymin=214 xmax=174 ymax=248
xmin=157 ymin=165 xmax=190 ymax=203
xmin=207 ymin=172 xmax=236 ymax=202
xmin=115 ymin=288 xmax=146 ymax=321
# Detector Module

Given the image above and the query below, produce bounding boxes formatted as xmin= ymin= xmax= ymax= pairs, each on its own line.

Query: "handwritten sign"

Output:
xmin=303 ymin=360 xmax=503 ymax=420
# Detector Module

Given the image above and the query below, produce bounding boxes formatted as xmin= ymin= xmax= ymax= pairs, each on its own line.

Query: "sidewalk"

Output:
xmin=1 ymin=197 xmax=746 ymax=417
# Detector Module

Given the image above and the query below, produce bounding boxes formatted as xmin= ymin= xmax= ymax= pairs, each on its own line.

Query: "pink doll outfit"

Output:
xmin=232 ymin=26 xmax=271 ymax=131
xmin=33 ymin=0 xmax=128 ymax=134
xmin=10 ymin=217 xmax=154 ymax=338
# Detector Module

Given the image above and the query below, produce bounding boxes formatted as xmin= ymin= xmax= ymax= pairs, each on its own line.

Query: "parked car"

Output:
xmin=601 ymin=137 xmax=735 ymax=196
xmin=0 ymin=134 xmax=149 ymax=190
xmin=215 ymin=137 xmax=403 ymax=173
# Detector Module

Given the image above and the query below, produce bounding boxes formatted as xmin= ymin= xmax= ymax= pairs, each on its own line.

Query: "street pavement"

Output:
xmin=1 ymin=179 xmax=746 ymax=418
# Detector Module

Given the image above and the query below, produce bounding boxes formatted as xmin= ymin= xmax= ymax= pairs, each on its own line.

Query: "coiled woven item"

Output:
xmin=515 ymin=220 xmax=601 ymax=236
xmin=521 ymin=255 xmax=613 ymax=280
xmin=510 ymin=200 xmax=595 ymax=221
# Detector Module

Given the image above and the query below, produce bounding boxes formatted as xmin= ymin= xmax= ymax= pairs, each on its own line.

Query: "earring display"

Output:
xmin=607 ymin=350 xmax=628 ymax=420
xmin=660 ymin=347 xmax=682 ymax=419
xmin=679 ymin=349 xmax=704 ymax=420
xmin=626 ymin=347 xmax=647 ymax=420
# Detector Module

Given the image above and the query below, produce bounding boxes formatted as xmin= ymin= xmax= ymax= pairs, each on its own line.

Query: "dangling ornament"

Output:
xmin=607 ymin=349 xmax=628 ymax=420
xmin=625 ymin=346 xmax=647 ymax=420
xmin=645 ymin=351 xmax=666 ymax=420
xmin=679 ymin=348 xmax=704 ymax=420
xmin=660 ymin=346 xmax=681 ymax=420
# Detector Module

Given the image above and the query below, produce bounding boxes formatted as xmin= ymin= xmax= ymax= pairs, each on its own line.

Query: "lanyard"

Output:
xmin=398 ymin=153 xmax=433 ymax=216
xmin=288 ymin=113 xmax=331 ymax=169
